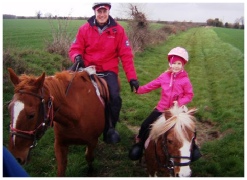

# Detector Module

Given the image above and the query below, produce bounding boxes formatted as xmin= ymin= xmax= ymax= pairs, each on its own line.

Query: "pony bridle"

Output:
xmin=154 ymin=131 xmax=196 ymax=176
xmin=10 ymin=88 xmax=54 ymax=150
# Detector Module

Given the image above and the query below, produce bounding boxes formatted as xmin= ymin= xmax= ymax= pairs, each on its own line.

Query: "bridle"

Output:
xmin=9 ymin=65 xmax=80 ymax=150
xmin=10 ymin=88 xmax=54 ymax=150
xmin=154 ymin=131 xmax=196 ymax=177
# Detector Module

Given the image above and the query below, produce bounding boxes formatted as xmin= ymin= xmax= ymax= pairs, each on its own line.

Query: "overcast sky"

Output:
xmin=1 ymin=0 xmax=245 ymax=24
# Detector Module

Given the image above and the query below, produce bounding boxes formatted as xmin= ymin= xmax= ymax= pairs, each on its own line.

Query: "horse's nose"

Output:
xmin=16 ymin=157 xmax=25 ymax=165
xmin=16 ymin=158 xmax=22 ymax=163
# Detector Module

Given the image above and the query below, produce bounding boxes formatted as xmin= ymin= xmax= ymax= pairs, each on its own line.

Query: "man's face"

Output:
xmin=95 ymin=8 xmax=109 ymax=25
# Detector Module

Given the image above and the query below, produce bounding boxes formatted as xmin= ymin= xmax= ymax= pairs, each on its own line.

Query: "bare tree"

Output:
xmin=125 ymin=4 xmax=151 ymax=52
xmin=36 ymin=11 xmax=42 ymax=19
xmin=45 ymin=14 xmax=73 ymax=58
xmin=44 ymin=12 xmax=53 ymax=19
xmin=239 ymin=16 xmax=244 ymax=26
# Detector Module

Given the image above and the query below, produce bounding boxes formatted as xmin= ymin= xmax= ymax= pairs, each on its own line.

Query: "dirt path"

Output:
xmin=124 ymin=119 xmax=220 ymax=148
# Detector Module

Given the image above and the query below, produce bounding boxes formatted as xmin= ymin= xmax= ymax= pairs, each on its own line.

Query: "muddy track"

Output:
xmin=124 ymin=119 xmax=219 ymax=148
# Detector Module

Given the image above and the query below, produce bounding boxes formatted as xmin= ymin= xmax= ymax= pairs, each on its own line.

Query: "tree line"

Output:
xmin=206 ymin=17 xmax=244 ymax=29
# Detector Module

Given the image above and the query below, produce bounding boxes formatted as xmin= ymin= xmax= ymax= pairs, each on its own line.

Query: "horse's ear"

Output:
xmin=8 ymin=68 xmax=20 ymax=86
xmin=188 ymin=108 xmax=198 ymax=115
xmin=34 ymin=72 xmax=46 ymax=89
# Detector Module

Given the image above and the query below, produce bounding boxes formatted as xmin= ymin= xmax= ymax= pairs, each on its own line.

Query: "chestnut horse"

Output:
xmin=144 ymin=105 xmax=197 ymax=177
xmin=7 ymin=67 xmax=109 ymax=176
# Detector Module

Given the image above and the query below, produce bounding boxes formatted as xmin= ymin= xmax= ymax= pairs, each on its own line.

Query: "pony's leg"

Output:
xmin=85 ymin=139 xmax=98 ymax=173
xmin=54 ymin=140 xmax=69 ymax=177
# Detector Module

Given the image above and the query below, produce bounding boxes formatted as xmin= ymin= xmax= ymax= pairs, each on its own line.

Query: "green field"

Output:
xmin=2 ymin=19 xmax=244 ymax=177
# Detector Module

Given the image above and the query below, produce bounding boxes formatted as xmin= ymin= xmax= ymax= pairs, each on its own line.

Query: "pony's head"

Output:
xmin=147 ymin=105 xmax=197 ymax=177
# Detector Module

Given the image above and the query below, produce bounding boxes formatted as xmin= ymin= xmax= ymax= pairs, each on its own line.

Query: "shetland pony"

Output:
xmin=144 ymin=105 xmax=197 ymax=177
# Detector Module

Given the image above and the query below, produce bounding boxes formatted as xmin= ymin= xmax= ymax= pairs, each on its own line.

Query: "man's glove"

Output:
xmin=75 ymin=55 xmax=85 ymax=68
xmin=129 ymin=79 xmax=139 ymax=92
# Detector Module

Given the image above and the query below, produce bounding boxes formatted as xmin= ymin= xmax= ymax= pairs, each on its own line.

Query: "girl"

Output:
xmin=129 ymin=47 xmax=196 ymax=160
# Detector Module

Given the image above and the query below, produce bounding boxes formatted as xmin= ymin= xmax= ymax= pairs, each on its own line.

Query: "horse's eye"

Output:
xmin=27 ymin=114 xmax=35 ymax=120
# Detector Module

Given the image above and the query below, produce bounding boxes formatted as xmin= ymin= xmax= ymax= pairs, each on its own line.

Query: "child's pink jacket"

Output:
xmin=137 ymin=70 xmax=194 ymax=112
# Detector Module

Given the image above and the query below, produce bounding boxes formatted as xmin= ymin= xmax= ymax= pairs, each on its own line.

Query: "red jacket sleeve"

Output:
xmin=69 ymin=25 xmax=86 ymax=62
xmin=116 ymin=27 xmax=137 ymax=82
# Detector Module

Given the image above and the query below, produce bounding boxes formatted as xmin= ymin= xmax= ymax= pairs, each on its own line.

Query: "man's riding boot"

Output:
xmin=103 ymin=104 xmax=121 ymax=144
xmin=104 ymin=127 xmax=121 ymax=144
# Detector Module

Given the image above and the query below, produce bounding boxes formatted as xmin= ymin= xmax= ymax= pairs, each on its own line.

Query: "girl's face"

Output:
xmin=95 ymin=8 xmax=109 ymax=25
xmin=171 ymin=60 xmax=183 ymax=73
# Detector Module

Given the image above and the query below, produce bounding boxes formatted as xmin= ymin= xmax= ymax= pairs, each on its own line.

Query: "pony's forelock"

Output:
xmin=149 ymin=106 xmax=196 ymax=142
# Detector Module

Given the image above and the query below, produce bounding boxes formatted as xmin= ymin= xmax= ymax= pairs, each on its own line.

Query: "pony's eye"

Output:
xmin=167 ymin=139 xmax=173 ymax=144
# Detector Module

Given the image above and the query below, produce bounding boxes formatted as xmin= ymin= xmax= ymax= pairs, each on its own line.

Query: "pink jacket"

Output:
xmin=137 ymin=70 xmax=194 ymax=112
xmin=69 ymin=15 xmax=137 ymax=82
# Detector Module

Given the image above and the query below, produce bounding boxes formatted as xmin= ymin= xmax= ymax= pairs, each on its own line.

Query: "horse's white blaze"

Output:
xmin=12 ymin=101 xmax=24 ymax=145
xmin=178 ymin=140 xmax=191 ymax=177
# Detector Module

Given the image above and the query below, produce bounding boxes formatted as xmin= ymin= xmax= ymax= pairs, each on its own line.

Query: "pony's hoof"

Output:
xmin=104 ymin=128 xmax=121 ymax=144
xmin=128 ymin=143 xmax=143 ymax=161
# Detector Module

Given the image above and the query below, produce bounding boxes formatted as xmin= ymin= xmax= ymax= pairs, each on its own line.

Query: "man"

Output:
xmin=69 ymin=3 xmax=139 ymax=144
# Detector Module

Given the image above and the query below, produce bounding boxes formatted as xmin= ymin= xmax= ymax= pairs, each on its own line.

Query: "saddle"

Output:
xmin=69 ymin=65 xmax=120 ymax=144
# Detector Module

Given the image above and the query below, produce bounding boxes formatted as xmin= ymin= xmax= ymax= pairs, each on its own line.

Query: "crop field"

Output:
xmin=2 ymin=19 xmax=244 ymax=177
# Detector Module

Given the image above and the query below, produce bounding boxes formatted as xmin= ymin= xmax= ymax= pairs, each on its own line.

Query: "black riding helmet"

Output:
xmin=92 ymin=2 xmax=111 ymax=10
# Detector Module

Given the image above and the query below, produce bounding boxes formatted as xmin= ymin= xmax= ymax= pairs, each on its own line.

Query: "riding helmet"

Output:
xmin=92 ymin=2 xmax=111 ymax=10
xmin=168 ymin=47 xmax=189 ymax=64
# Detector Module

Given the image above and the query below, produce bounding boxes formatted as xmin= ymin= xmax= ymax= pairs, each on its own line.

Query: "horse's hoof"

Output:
xmin=105 ymin=128 xmax=121 ymax=144
xmin=128 ymin=143 xmax=143 ymax=161
xmin=87 ymin=165 xmax=94 ymax=177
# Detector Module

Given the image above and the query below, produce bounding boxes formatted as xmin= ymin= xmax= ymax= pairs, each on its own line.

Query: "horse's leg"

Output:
xmin=85 ymin=139 xmax=98 ymax=174
xmin=54 ymin=139 xmax=69 ymax=177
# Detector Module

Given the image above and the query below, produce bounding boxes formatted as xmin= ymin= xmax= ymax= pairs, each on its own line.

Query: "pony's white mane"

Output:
xmin=149 ymin=105 xmax=197 ymax=142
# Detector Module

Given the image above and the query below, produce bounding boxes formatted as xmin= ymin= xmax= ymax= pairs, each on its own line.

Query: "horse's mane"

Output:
xmin=149 ymin=106 xmax=197 ymax=143
xmin=44 ymin=73 xmax=67 ymax=105
xmin=14 ymin=71 xmax=93 ymax=105
xmin=44 ymin=70 xmax=91 ymax=105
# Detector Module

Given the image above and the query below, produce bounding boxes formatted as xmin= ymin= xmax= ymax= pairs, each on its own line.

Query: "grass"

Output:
xmin=3 ymin=19 xmax=244 ymax=177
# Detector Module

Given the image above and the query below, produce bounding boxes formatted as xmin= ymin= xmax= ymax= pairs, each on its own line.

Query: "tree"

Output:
xmin=36 ymin=11 xmax=42 ymax=19
xmin=239 ymin=16 xmax=244 ymax=29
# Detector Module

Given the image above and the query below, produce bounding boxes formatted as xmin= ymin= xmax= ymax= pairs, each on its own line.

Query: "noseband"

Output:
xmin=154 ymin=132 xmax=196 ymax=176
xmin=10 ymin=88 xmax=54 ymax=149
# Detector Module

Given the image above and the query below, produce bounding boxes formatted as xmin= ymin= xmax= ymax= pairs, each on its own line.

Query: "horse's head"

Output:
xmin=147 ymin=105 xmax=197 ymax=177
xmin=7 ymin=68 xmax=52 ymax=165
